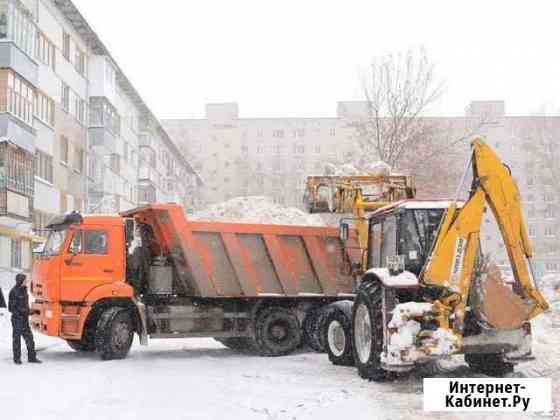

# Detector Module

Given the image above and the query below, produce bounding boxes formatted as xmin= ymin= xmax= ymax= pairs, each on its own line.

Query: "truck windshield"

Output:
xmin=44 ymin=230 xmax=66 ymax=256
xmin=399 ymin=209 xmax=445 ymax=274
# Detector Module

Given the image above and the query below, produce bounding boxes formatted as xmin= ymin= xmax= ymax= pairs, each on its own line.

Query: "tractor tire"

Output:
xmin=352 ymin=281 xmax=390 ymax=381
xmin=324 ymin=301 xmax=354 ymax=366
xmin=465 ymin=353 xmax=514 ymax=376
xmin=95 ymin=307 xmax=134 ymax=360
xmin=215 ymin=337 xmax=255 ymax=353
xmin=302 ymin=306 xmax=327 ymax=352
xmin=254 ymin=306 xmax=302 ymax=356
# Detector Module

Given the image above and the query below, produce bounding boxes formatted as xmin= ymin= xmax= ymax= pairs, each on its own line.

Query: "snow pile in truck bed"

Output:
xmin=191 ymin=196 xmax=326 ymax=226
xmin=324 ymin=161 xmax=392 ymax=177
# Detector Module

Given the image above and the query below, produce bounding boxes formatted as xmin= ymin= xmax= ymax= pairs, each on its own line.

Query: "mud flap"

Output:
xmin=133 ymin=298 xmax=149 ymax=346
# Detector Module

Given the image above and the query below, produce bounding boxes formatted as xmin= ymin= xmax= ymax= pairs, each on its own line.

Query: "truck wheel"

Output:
xmin=303 ymin=306 xmax=326 ymax=352
xmin=66 ymin=337 xmax=95 ymax=352
xmin=465 ymin=353 xmax=514 ymax=376
xmin=324 ymin=301 xmax=354 ymax=366
xmin=352 ymin=281 xmax=389 ymax=381
xmin=95 ymin=307 xmax=134 ymax=360
xmin=215 ymin=337 xmax=255 ymax=353
xmin=255 ymin=306 xmax=302 ymax=356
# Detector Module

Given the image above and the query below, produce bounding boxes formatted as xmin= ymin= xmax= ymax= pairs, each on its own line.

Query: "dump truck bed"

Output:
xmin=123 ymin=204 xmax=360 ymax=298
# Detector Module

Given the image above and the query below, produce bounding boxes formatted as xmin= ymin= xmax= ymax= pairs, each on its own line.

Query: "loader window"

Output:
xmin=367 ymin=222 xmax=382 ymax=268
xmin=84 ymin=231 xmax=108 ymax=255
xmin=398 ymin=209 xmax=444 ymax=274
xmin=380 ymin=216 xmax=397 ymax=266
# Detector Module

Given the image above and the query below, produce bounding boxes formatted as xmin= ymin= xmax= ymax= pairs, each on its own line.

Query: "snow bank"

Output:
xmin=539 ymin=273 xmax=560 ymax=303
xmin=191 ymin=196 xmax=326 ymax=226
xmin=364 ymin=268 xmax=419 ymax=287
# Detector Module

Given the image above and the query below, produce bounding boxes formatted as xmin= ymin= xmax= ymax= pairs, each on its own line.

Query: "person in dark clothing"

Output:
xmin=8 ymin=274 xmax=41 ymax=365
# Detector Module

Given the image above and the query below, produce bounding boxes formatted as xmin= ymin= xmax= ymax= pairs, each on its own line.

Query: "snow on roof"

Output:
xmin=397 ymin=200 xmax=465 ymax=209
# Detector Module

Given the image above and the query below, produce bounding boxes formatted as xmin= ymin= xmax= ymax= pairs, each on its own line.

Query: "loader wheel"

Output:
xmin=324 ymin=301 xmax=354 ymax=366
xmin=95 ymin=307 xmax=134 ymax=360
xmin=303 ymin=306 xmax=327 ymax=352
xmin=352 ymin=281 xmax=390 ymax=381
xmin=66 ymin=337 xmax=95 ymax=352
xmin=465 ymin=353 xmax=514 ymax=376
xmin=215 ymin=337 xmax=255 ymax=353
xmin=254 ymin=306 xmax=302 ymax=356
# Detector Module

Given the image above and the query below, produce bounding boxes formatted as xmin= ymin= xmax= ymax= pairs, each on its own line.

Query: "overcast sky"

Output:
xmin=73 ymin=0 xmax=559 ymax=119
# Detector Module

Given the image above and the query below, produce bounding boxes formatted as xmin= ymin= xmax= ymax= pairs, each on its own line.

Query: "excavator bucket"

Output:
xmin=303 ymin=175 xmax=416 ymax=214
xmin=473 ymin=263 xmax=532 ymax=330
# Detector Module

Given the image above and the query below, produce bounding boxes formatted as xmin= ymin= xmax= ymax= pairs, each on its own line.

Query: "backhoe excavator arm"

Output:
xmin=421 ymin=138 xmax=549 ymax=337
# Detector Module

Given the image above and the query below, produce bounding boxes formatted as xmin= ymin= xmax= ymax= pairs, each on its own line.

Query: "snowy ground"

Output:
xmin=0 ymin=308 xmax=558 ymax=420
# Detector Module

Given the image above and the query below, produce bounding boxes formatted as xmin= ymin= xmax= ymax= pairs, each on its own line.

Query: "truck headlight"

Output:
xmin=45 ymin=310 xmax=53 ymax=319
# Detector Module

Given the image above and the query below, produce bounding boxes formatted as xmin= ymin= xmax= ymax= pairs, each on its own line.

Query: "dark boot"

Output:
xmin=14 ymin=360 xmax=22 ymax=365
xmin=28 ymin=358 xmax=42 ymax=364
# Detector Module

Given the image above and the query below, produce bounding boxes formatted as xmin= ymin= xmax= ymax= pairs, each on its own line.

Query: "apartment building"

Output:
xmin=0 ymin=0 xmax=199 ymax=289
xmin=164 ymin=103 xmax=356 ymax=208
xmin=164 ymin=100 xmax=559 ymax=275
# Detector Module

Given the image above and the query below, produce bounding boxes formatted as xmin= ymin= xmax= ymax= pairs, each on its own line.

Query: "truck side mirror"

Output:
xmin=339 ymin=222 xmax=349 ymax=242
xmin=125 ymin=218 xmax=135 ymax=245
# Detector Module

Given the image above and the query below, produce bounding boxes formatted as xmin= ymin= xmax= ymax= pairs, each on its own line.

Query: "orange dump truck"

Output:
xmin=31 ymin=204 xmax=359 ymax=359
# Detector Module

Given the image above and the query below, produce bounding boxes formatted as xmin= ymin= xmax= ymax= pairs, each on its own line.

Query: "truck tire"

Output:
xmin=302 ymin=306 xmax=326 ymax=352
xmin=324 ymin=301 xmax=354 ymax=366
xmin=465 ymin=353 xmax=514 ymax=376
xmin=66 ymin=338 xmax=95 ymax=352
xmin=352 ymin=281 xmax=389 ymax=381
xmin=95 ymin=307 xmax=134 ymax=360
xmin=215 ymin=337 xmax=255 ymax=353
xmin=254 ymin=306 xmax=302 ymax=356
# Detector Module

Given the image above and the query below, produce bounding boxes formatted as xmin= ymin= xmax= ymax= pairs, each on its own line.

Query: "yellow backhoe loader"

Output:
xmin=322 ymin=138 xmax=549 ymax=379
xmin=303 ymin=174 xmax=416 ymax=271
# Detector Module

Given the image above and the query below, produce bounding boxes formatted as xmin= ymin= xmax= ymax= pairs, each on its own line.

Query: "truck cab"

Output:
xmin=31 ymin=213 xmax=133 ymax=342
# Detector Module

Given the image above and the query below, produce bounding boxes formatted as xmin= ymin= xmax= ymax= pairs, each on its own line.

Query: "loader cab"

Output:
xmin=366 ymin=201 xmax=456 ymax=275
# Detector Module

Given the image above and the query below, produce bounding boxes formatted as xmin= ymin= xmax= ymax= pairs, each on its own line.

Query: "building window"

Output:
xmin=74 ymin=147 xmax=84 ymax=173
xmin=34 ymin=90 xmax=55 ymax=126
xmin=60 ymin=136 xmax=69 ymax=164
xmin=5 ymin=71 xmax=34 ymax=126
xmin=528 ymin=225 xmax=537 ymax=237
xmin=0 ymin=141 xmax=34 ymax=198
xmin=35 ymin=150 xmax=53 ymax=183
xmin=293 ymin=144 xmax=305 ymax=154
xmin=329 ymin=128 xmax=336 ymax=136
xmin=110 ymin=154 xmax=120 ymax=174
xmin=545 ymin=226 xmax=556 ymax=237
xmin=77 ymin=98 xmax=87 ymax=125
xmin=545 ymin=207 xmax=555 ymax=219
xmin=123 ymin=142 xmax=129 ymax=162
xmin=75 ymin=47 xmax=86 ymax=76
xmin=314 ymin=145 xmax=321 ymax=153
xmin=63 ymin=31 xmax=71 ymax=60
xmin=257 ymin=145 xmax=264 ymax=154
xmin=11 ymin=238 xmax=22 ymax=269
xmin=292 ymin=129 xmax=305 ymax=137
xmin=36 ymin=31 xmax=56 ymax=70
xmin=546 ymin=263 xmax=559 ymax=272
xmin=544 ymin=194 xmax=554 ymax=203
xmin=62 ymin=83 xmax=70 ymax=111
xmin=272 ymin=129 xmax=285 ymax=138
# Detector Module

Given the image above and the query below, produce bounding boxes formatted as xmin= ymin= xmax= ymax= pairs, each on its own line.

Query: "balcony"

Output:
xmin=0 ymin=141 xmax=33 ymax=222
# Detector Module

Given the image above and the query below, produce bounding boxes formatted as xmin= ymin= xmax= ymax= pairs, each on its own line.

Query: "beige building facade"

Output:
xmin=164 ymin=100 xmax=559 ymax=275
